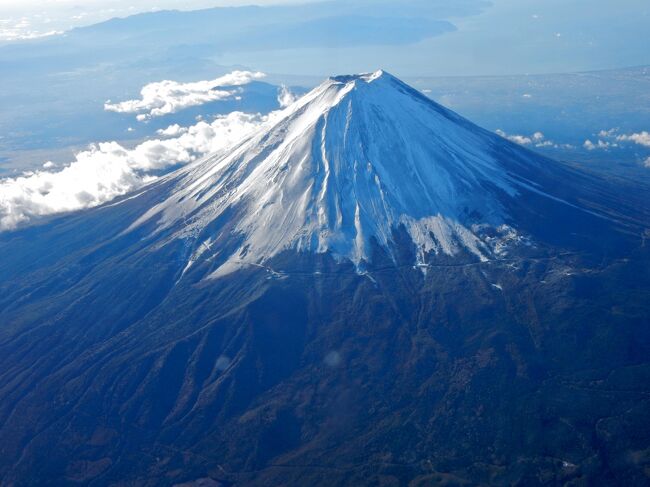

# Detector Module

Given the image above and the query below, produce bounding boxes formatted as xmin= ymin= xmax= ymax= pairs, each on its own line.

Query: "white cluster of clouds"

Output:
xmin=616 ymin=131 xmax=650 ymax=147
xmin=104 ymin=71 xmax=266 ymax=121
xmin=497 ymin=127 xmax=650 ymax=157
xmin=583 ymin=128 xmax=620 ymax=150
xmin=496 ymin=127 xmax=649 ymax=168
xmin=583 ymin=139 xmax=616 ymax=150
xmin=495 ymin=130 xmax=573 ymax=149
xmin=496 ymin=130 xmax=546 ymax=146
xmin=584 ymin=128 xmax=650 ymax=151
xmin=0 ymin=111 xmax=270 ymax=231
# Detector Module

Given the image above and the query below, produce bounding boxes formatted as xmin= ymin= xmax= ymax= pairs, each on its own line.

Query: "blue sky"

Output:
xmin=1 ymin=0 xmax=648 ymax=76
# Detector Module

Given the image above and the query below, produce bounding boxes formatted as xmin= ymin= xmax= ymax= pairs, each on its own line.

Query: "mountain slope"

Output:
xmin=0 ymin=71 xmax=649 ymax=486
xmin=116 ymin=70 xmax=643 ymax=279
xmin=130 ymin=70 xmax=516 ymax=270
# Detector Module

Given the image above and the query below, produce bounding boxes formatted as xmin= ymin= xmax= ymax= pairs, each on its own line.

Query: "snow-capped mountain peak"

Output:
xmin=127 ymin=70 xmax=559 ymax=277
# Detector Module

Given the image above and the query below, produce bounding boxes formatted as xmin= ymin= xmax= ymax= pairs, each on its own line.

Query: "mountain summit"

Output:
xmin=1 ymin=72 xmax=649 ymax=486
xmin=122 ymin=70 xmax=631 ymax=279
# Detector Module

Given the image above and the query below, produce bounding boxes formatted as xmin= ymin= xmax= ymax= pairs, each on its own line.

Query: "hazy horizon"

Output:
xmin=1 ymin=0 xmax=648 ymax=77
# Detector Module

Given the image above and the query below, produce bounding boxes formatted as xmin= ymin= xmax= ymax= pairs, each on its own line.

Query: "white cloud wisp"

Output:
xmin=104 ymin=70 xmax=266 ymax=121
xmin=277 ymin=85 xmax=299 ymax=108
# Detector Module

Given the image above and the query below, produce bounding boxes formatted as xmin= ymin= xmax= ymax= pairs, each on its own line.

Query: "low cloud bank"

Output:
xmin=1 ymin=69 xmax=307 ymax=231
xmin=0 ymin=112 xmax=269 ymax=231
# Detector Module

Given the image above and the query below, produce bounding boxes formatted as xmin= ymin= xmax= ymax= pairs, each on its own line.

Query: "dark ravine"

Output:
xmin=1 ymin=73 xmax=649 ymax=486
